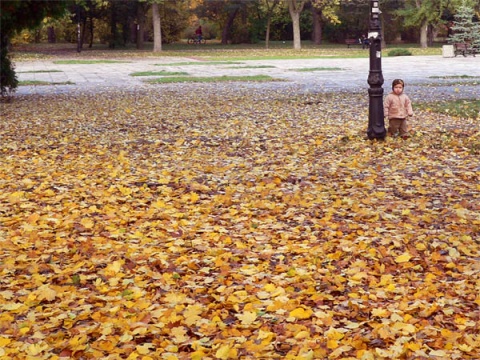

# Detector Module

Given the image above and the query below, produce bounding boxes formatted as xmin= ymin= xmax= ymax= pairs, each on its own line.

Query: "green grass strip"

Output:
xmin=18 ymin=70 xmax=63 ymax=73
xmin=130 ymin=70 xmax=189 ymax=77
xmin=414 ymin=81 xmax=480 ymax=86
xmin=155 ymin=61 xmax=245 ymax=66
xmin=146 ymin=75 xmax=278 ymax=84
xmin=429 ymin=75 xmax=480 ymax=79
xmin=226 ymin=65 xmax=276 ymax=69
xmin=417 ymin=99 xmax=479 ymax=119
xmin=53 ymin=60 xmax=131 ymax=64
xmin=292 ymin=67 xmax=344 ymax=72
xmin=19 ymin=80 xmax=75 ymax=86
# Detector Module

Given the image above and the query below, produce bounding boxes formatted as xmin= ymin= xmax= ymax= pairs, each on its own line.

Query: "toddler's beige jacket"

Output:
xmin=384 ymin=92 xmax=413 ymax=120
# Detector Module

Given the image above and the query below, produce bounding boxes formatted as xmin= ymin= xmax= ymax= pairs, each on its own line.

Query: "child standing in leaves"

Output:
xmin=384 ymin=79 xmax=414 ymax=139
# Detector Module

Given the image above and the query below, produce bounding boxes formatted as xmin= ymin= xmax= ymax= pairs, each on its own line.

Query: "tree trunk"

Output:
xmin=265 ymin=0 xmax=279 ymax=49
xmin=288 ymin=0 xmax=305 ymax=50
xmin=312 ymin=7 xmax=322 ymax=45
xmin=47 ymin=27 xmax=56 ymax=43
xmin=136 ymin=3 xmax=145 ymax=50
xmin=290 ymin=11 xmax=301 ymax=49
xmin=221 ymin=7 xmax=239 ymax=45
xmin=80 ymin=16 xmax=87 ymax=49
xmin=427 ymin=24 xmax=434 ymax=47
xmin=109 ymin=1 xmax=117 ymax=49
xmin=419 ymin=20 xmax=428 ymax=48
xmin=34 ymin=29 xmax=41 ymax=43
xmin=265 ymin=16 xmax=272 ymax=49
xmin=88 ymin=13 xmax=94 ymax=48
xmin=77 ymin=8 xmax=83 ymax=54
xmin=152 ymin=3 xmax=162 ymax=52
xmin=381 ymin=14 xmax=386 ymax=49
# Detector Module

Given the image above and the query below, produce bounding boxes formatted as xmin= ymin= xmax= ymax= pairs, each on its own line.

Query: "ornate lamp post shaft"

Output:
xmin=367 ymin=0 xmax=386 ymax=140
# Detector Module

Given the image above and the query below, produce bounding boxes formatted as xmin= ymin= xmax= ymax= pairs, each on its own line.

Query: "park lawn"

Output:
xmin=11 ymin=41 xmax=442 ymax=62
xmin=417 ymin=98 xmax=480 ymax=119
xmin=1 ymin=86 xmax=478 ymax=359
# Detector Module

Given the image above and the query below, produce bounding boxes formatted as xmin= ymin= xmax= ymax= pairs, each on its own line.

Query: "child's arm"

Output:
xmin=383 ymin=95 xmax=391 ymax=118
xmin=405 ymin=96 xmax=414 ymax=117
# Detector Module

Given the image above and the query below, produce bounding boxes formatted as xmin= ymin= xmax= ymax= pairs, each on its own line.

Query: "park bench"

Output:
xmin=453 ymin=43 xmax=476 ymax=57
xmin=345 ymin=39 xmax=361 ymax=48
xmin=345 ymin=38 xmax=369 ymax=49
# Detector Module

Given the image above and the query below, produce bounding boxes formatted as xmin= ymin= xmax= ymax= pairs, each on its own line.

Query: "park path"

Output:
xmin=14 ymin=55 xmax=480 ymax=101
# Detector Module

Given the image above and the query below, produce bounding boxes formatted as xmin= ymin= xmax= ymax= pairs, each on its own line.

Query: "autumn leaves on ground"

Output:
xmin=1 ymin=85 xmax=479 ymax=359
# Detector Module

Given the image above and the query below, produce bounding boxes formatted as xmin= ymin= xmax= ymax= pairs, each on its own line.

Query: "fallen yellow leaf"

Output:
xmin=395 ymin=252 xmax=412 ymax=263
xmin=289 ymin=307 xmax=313 ymax=319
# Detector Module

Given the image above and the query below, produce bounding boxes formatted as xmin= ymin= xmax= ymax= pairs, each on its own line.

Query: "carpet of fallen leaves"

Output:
xmin=0 ymin=85 xmax=479 ymax=360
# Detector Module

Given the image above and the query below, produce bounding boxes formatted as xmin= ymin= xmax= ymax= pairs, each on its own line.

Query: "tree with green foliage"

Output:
xmin=194 ymin=0 xmax=246 ymax=45
xmin=143 ymin=0 xmax=189 ymax=51
xmin=260 ymin=0 xmax=281 ymax=48
xmin=394 ymin=0 xmax=464 ymax=48
xmin=448 ymin=2 xmax=480 ymax=50
xmin=311 ymin=0 xmax=341 ymax=45
xmin=1 ymin=0 xmax=67 ymax=96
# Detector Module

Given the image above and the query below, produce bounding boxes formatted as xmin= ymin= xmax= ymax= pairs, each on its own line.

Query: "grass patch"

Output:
xmin=17 ymin=70 xmax=63 ymax=73
xmin=145 ymin=75 xmax=277 ymax=84
xmin=19 ymin=80 xmax=74 ymax=86
xmin=414 ymin=81 xmax=480 ymax=86
xmin=130 ymin=70 xmax=189 ymax=77
xmin=155 ymin=61 xmax=245 ymax=66
xmin=226 ymin=65 xmax=276 ymax=69
xmin=417 ymin=99 xmax=480 ymax=119
xmin=292 ymin=67 xmax=344 ymax=72
xmin=53 ymin=60 xmax=131 ymax=64
xmin=387 ymin=48 xmax=413 ymax=56
xmin=194 ymin=52 xmax=367 ymax=61
xmin=429 ymin=75 xmax=480 ymax=79
xmin=12 ymin=42 xmax=443 ymax=62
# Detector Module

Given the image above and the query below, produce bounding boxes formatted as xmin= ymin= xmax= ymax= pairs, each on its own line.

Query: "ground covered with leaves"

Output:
xmin=1 ymin=85 xmax=479 ymax=359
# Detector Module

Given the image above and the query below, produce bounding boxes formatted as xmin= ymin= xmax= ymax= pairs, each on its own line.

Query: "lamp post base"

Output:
xmin=367 ymin=87 xmax=386 ymax=140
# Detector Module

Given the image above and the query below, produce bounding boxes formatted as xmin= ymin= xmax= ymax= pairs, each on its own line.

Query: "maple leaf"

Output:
xmin=0 ymin=337 xmax=11 ymax=347
xmin=136 ymin=343 xmax=155 ymax=354
xmin=171 ymin=326 xmax=189 ymax=343
xmin=26 ymin=343 xmax=49 ymax=356
xmin=395 ymin=252 xmax=413 ymax=263
xmin=183 ymin=304 xmax=203 ymax=326
xmin=236 ymin=310 xmax=257 ymax=325
xmin=215 ymin=344 xmax=237 ymax=359
xmin=35 ymin=284 xmax=57 ymax=302
xmin=289 ymin=307 xmax=313 ymax=320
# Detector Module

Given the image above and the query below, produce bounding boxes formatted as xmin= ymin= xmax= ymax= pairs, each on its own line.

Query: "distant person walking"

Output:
xmin=195 ymin=26 xmax=203 ymax=41
xmin=384 ymin=79 xmax=414 ymax=139
xmin=360 ymin=34 xmax=370 ymax=49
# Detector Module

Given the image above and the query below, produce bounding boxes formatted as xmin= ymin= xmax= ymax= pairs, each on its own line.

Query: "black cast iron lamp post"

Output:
xmin=367 ymin=0 xmax=386 ymax=140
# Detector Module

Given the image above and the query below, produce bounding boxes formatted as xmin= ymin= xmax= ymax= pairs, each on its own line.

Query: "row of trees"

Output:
xmin=7 ymin=1 xmax=480 ymax=49
xmin=2 ymin=0 xmax=480 ymax=96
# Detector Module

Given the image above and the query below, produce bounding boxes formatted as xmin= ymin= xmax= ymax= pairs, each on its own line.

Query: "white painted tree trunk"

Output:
xmin=419 ymin=20 xmax=428 ymax=48
xmin=291 ymin=12 xmax=301 ymax=49
xmin=152 ymin=3 xmax=162 ymax=52
xmin=288 ymin=0 xmax=305 ymax=50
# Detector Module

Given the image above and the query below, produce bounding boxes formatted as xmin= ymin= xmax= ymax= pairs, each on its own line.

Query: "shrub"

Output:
xmin=387 ymin=48 xmax=412 ymax=56
xmin=0 ymin=40 xmax=18 ymax=97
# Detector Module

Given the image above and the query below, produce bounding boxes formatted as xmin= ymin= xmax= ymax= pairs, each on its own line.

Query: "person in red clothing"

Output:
xmin=383 ymin=79 xmax=414 ymax=139
xmin=195 ymin=26 xmax=203 ymax=41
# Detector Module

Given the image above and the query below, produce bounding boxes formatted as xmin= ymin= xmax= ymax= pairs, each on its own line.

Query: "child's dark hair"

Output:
xmin=392 ymin=79 xmax=405 ymax=90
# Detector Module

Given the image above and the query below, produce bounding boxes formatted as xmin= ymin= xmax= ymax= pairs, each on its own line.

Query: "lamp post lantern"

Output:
xmin=367 ymin=0 xmax=386 ymax=140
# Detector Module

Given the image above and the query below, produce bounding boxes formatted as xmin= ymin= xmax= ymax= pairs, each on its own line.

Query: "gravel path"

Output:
xmin=14 ymin=55 xmax=480 ymax=101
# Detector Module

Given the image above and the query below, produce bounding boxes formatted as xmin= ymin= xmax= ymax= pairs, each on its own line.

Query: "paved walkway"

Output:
xmin=14 ymin=55 xmax=480 ymax=100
